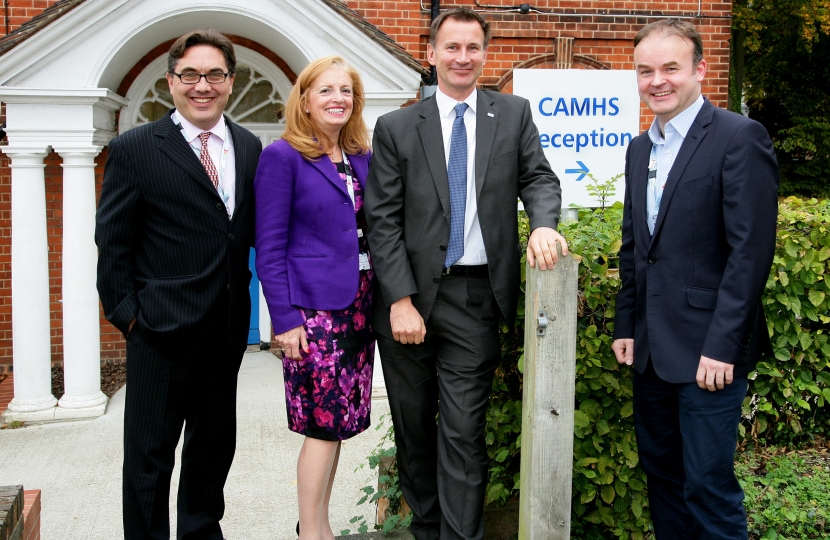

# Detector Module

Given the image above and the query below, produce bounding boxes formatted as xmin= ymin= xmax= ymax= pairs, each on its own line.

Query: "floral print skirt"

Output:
xmin=282 ymin=269 xmax=374 ymax=441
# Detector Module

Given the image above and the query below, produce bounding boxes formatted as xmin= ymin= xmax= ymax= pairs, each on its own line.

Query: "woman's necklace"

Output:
xmin=327 ymin=146 xmax=341 ymax=163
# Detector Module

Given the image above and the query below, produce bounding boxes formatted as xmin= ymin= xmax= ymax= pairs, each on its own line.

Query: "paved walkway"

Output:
xmin=0 ymin=351 xmax=412 ymax=539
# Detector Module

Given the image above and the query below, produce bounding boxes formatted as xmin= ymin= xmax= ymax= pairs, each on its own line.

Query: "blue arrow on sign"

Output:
xmin=565 ymin=161 xmax=590 ymax=181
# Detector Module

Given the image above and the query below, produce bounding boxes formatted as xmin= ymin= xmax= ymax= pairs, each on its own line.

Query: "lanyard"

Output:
xmin=648 ymin=143 xmax=662 ymax=212
xmin=341 ymin=150 xmax=356 ymax=207
xmin=339 ymin=151 xmax=370 ymax=270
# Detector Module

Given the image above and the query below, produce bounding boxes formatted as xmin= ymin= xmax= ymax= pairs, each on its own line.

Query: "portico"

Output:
xmin=0 ymin=0 xmax=423 ymax=422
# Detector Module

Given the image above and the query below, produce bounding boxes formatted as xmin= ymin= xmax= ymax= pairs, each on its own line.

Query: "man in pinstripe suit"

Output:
xmin=95 ymin=29 xmax=262 ymax=540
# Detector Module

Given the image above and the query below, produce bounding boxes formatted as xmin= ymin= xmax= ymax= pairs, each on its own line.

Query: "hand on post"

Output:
xmin=276 ymin=325 xmax=309 ymax=360
xmin=527 ymin=227 xmax=569 ymax=270
xmin=390 ymin=296 xmax=426 ymax=345
xmin=696 ymin=355 xmax=734 ymax=391
xmin=612 ymin=338 xmax=634 ymax=366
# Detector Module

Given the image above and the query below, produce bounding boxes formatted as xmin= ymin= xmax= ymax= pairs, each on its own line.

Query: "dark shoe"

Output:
xmin=296 ymin=521 xmax=300 ymax=537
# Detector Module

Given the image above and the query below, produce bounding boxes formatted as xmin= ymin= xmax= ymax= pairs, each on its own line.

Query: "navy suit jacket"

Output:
xmin=613 ymin=99 xmax=779 ymax=383
xmin=253 ymin=139 xmax=371 ymax=335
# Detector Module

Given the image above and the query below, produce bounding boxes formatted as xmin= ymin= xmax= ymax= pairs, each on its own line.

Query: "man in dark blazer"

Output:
xmin=365 ymin=8 xmax=566 ymax=540
xmin=95 ymin=29 xmax=261 ymax=540
xmin=612 ymin=20 xmax=778 ymax=539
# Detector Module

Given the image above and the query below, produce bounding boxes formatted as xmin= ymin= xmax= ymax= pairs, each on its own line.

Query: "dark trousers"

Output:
xmin=122 ymin=311 xmax=243 ymax=540
xmin=377 ymin=274 xmax=501 ymax=540
xmin=633 ymin=360 xmax=748 ymax=540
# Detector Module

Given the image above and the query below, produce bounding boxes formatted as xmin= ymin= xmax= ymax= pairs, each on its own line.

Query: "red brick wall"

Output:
xmin=0 ymin=1 xmax=734 ymax=370
xmin=4 ymin=1 xmax=57 ymax=34
xmin=346 ymin=0 xmax=732 ymax=120
xmin=94 ymin=149 xmax=127 ymax=363
xmin=22 ymin=489 xmax=41 ymax=540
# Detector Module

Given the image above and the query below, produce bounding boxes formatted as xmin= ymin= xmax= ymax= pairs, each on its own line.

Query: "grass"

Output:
xmin=738 ymin=444 xmax=830 ymax=540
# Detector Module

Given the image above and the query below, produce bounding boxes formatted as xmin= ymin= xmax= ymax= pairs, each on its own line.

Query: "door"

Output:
xmin=248 ymin=248 xmax=260 ymax=345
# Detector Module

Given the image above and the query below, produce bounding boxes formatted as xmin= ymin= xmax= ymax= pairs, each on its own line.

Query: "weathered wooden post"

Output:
xmin=518 ymin=247 xmax=578 ymax=540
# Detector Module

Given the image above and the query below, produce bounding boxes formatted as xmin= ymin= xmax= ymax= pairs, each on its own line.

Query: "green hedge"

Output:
xmin=484 ymin=197 xmax=830 ymax=538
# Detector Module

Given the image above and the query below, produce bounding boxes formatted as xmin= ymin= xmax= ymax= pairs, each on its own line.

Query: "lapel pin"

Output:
xmin=487 ymin=112 xmax=494 ymax=117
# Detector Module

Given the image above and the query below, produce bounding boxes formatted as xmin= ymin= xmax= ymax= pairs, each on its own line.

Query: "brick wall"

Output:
xmin=4 ymin=1 xmax=56 ymax=34
xmin=0 ymin=0 xmax=734 ymax=370
xmin=22 ymin=489 xmax=41 ymax=540
xmin=346 ymin=0 xmax=733 ymax=127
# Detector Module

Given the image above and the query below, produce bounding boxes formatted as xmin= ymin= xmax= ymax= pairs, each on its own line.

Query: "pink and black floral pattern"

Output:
xmin=281 ymin=160 xmax=374 ymax=441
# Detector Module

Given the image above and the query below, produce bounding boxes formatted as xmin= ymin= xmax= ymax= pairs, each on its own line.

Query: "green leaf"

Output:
xmin=574 ymin=409 xmax=591 ymax=428
xmin=808 ymin=289 xmax=825 ymax=306
xmin=601 ymin=485 xmax=616 ymax=504
xmin=799 ymin=332 xmax=813 ymax=351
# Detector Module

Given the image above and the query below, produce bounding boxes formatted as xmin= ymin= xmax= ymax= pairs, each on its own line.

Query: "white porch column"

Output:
xmin=54 ymin=147 xmax=108 ymax=417
xmin=0 ymin=88 xmax=126 ymax=423
xmin=1 ymin=147 xmax=57 ymax=420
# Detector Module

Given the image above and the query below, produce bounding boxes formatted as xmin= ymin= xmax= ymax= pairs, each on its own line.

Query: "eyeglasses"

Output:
xmin=169 ymin=71 xmax=232 ymax=84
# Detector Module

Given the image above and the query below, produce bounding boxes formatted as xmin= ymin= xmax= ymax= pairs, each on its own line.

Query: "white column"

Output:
xmin=55 ymin=148 xmax=107 ymax=417
xmin=2 ymin=147 xmax=57 ymax=420
xmin=258 ymin=283 xmax=271 ymax=345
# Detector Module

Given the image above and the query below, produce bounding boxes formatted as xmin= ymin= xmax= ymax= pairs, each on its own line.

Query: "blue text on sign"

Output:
xmin=539 ymin=128 xmax=633 ymax=152
xmin=538 ymin=97 xmax=620 ymax=117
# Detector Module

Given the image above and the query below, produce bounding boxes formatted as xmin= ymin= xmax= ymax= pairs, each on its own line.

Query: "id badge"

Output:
xmin=359 ymin=252 xmax=371 ymax=271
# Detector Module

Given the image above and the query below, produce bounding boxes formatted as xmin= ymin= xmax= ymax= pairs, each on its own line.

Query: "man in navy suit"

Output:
xmin=96 ymin=29 xmax=261 ymax=540
xmin=612 ymin=20 xmax=778 ymax=539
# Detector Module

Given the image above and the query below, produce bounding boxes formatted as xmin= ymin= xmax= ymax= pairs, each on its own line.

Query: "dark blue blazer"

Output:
xmin=614 ymin=99 xmax=779 ymax=383
xmin=254 ymin=139 xmax=371 ymax=335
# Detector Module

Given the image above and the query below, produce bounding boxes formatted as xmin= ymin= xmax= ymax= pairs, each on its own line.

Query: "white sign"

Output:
xmin=514 ymin=69 xmax=640 ymax=208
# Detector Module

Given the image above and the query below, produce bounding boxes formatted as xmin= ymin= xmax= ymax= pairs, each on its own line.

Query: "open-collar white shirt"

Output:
xmin=645 ymin=94 xmax=704 ymax=233
xmin=172 ymin=110 xmax=236 ymax=218
xmin=435 ymin=87 xmax=487 ymax=265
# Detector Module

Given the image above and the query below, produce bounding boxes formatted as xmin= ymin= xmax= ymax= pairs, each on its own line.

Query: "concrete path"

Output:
xmin=0 ymin=351 xmax=412 ymax=539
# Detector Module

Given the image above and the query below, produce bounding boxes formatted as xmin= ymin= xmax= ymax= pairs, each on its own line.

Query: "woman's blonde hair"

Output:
xmin=282 ymin=56 xmax=370 ymax=160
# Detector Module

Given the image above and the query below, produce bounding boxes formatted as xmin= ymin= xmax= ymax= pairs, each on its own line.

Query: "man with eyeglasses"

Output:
xmin=96 ymin=28 xmax=262 ymax=540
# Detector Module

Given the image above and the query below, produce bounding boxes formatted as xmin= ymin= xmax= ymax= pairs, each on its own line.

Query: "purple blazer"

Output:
xmin=254 ymin=139 xmax=371 ymax=335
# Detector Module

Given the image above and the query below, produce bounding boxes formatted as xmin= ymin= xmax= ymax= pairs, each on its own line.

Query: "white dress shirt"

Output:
xmin=172 ymin=110 xmax=237 ymax=218
xmin=646 ymin=95 xmax=704 ymax=233
xmin=435 ymin=88 xmax=487 ymax=265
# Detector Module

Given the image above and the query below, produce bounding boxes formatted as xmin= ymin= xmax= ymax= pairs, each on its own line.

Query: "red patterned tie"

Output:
xmin=199 ymin=132 xmax=219 ymax=189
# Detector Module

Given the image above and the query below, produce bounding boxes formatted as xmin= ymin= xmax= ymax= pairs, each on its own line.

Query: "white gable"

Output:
xmin=0 ymin=0 xmax=422 ymax=148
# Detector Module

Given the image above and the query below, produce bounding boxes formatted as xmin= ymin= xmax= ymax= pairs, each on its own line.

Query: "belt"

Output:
xmin=441 ymin=264 xmax=488 ymax=277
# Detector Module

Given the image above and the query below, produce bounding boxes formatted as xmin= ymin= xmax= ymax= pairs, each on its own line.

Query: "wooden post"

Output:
xmin=518 ymin=249 xmax=578 ymax=540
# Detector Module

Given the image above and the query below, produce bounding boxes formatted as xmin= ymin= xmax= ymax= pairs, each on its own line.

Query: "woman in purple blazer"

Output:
xmin=254 ymin=56 xmax=373 ymax=539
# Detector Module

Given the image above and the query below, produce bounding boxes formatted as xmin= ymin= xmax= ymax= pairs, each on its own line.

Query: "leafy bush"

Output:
xmin=357 ymin=194 xmax=830 ymax=538
xmin=486 ymin=195 xmax=830 ymax=538
xmin=747 ymin=197 xmax=830 ymax=446
xmin=486 ymin=200 xmax=653 ymax=538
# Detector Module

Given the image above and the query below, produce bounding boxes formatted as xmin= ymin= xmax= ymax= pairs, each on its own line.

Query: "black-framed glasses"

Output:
xmin=169 ymin=71 xmax=232 ymax=84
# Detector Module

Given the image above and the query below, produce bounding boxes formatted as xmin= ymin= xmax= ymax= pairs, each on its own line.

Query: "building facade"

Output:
xmin=0 ymin=0 xmax=733 ymax=420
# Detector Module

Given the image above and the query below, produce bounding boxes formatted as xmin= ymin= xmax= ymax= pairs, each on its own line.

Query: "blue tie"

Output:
xmin=445 ymin=102 xmax=468 ymax=268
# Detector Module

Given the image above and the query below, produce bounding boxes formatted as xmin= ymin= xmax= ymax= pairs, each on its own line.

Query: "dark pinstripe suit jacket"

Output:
xmin=95 ymin=111 xmax=262 ymax=352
